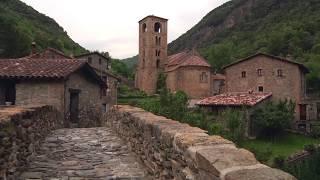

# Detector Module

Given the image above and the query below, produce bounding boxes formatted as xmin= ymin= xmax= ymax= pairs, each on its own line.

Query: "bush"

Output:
xmin=251 ymin=100 xmax=295 ymax=138
xmin=310 ymin=125 xmax=320 ymax=138
xmin=304 ymin=144 xmax=317 ymax=153
xmin=222 ymin=109 xmax=245 ymax=143
xmin=209 ymin=123 xmax=224 ymax=135
xmin=273 ymin=155 xmax=286 ymax=168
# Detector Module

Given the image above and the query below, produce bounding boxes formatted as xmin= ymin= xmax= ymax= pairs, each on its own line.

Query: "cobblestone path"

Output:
xmin=17 ymin=128 xmax=150 ymax=180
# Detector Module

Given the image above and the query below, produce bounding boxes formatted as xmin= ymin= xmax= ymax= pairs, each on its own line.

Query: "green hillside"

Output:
xmin=0 ymin=0 xmax=87 ymax=58
xmin=168 ymin=0 xmax=320 ymax=92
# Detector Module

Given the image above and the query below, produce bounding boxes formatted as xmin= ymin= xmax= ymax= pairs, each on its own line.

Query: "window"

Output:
xmin=257 ymin=69 xmax=262 ymax=76
xmin=156 ymin=59 xmax=160 ymax=68
xmin=155 ymin=50 xmax=160 ymax=57
xmin=100 ymin=87 xmax=106 ymax=97
xmin=142 ymin=23 xmax=147 ymax=32
xmin=102 ymin=103 xmax=109 ymax=113
xmin=277 ymin=69 xmax=283 ymax=77
xmin=241 ymin=71 xmax=246 ymax=78
xmin=200 ymin=72 xmax=208 ymax=83
xmin=88 ymin=57 xmax=92 ymax=64
xmin=142 ymin=59 xmax=145 ymax=68
xmin=99 ymin=58 xmax=102 ymax=65
xmin=258 ymin=86 xmax=264 ymax=92
xmin=154 ymin=22 xmax=161 ymax=33
xmin=155 ymin=36 xmax=161 ymax=46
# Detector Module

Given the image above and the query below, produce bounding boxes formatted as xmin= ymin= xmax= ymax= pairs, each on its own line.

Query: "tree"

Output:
xmin=251 ymin=100 xmax=295 ymax=138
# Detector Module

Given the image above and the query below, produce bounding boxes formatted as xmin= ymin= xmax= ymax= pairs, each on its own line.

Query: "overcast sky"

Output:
xmin=21 ymin=0 xmax=229 ymax=59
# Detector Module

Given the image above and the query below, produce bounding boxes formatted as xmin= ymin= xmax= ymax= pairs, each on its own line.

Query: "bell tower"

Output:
xmin=135 ymin=15 xmax=168 ymax=94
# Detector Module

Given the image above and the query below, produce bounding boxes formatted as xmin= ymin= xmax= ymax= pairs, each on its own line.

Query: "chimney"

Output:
xmin=30 ymin=42 xmax=37 ymax=55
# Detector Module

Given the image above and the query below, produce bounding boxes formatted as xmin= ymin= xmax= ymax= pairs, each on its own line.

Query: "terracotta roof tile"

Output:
xmin=0 ymin=58 xmax=85 ymax=79
xmin=197 ymin=92 xmax=272 ymax=107
xmin=165 ymin=51 xmax=211 ymax=72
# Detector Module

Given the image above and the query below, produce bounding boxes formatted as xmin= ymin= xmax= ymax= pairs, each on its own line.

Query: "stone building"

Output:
xmin=76 ymin=52 xmax=119 ymax=106
xmin=135 ymin=15 xmax=168 ymax=95
xmin=135 ymin=15 xmax=221 ymax=99
xmin=0 ymin=56 xmax=108 ymax=127
xmin=165 ymin=51 xmax=212 ymax=98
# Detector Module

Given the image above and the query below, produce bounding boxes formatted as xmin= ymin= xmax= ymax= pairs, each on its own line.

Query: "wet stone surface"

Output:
xmin=17 ymin=127 xmax=150 ymax=180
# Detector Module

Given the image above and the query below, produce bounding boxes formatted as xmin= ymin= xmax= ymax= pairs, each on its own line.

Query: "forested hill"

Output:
xmin=168 ymin=0 xmax=320 ymax=91
xmin=0 ymin=0 xmax=87 ymax=58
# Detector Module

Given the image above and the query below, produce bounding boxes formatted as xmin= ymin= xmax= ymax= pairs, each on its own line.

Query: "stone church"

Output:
xmin=135 ymin=15 xmax=222 ymax=98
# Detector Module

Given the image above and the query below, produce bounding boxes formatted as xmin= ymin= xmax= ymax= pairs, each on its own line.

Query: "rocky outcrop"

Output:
xmin=106 ymin=105 xmax=296 ymax=180
xmin=0 ymin=105 xmax=63 ymax=179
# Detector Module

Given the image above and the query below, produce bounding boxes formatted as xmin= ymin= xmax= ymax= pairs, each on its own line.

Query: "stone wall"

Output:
xmin=15 ymin=80 xmax=65 ymax=112
xmin=0 ymin=105 xmax=64 ymax=178
xmin=106 ymin=105 xmax=296 ymax=180
xmin=166 ymin=66 xmax=212 ymax=99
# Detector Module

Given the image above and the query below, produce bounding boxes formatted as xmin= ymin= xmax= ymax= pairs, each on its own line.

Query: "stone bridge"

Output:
xmin=0 ymin=105 xmax=295 ymax=180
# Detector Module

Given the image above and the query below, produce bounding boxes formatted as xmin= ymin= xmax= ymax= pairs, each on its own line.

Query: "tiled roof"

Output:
xmin=222 ymin=53 xmax=309 ymax=73
xmin=165 ymin=51 xmax=211 ymax=72
xmin=27 ymin=47 xmax=73 ymax=59
xmin=0 ymin=58 xmax=85 ymax=79
xmin=197 ymin=92 xmax=272 ymax=107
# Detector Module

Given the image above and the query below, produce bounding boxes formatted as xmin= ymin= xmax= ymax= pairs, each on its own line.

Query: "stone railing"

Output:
xmin=0 ymin=105 xmax=64 ymax=178
xmin=106 ymin=105 xmax=296 ymax=180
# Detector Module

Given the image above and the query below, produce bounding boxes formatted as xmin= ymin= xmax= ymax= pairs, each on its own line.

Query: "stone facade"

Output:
xmin=76 ymin=52 xmax=110 ymax=72
xmin=65 ymin=71 xmax=107 ymax=127
xmin=135 ymin=15 xmax=168 ymax=94
xmin=15 ymin=81 xmax=65 ymax=112
xmin=106 ymin=105 xmax=296 ymax=180
xmin=0 ymin=105 xmax=64 ymax=179
xmin=166 ymin=66 xmax=212 ymax=98
xmin=224 ymin=54 xmax=308 ymax=121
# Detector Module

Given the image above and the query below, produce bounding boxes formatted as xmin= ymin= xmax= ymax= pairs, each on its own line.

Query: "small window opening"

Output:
xmin=88 ymin=57 xmax=92 ymax=64
xmin=156 ymin=59 xmax=160 ymax=68
xmin=142 ymin=23 xmax=147 ymax=32
xmin=257 ymin=69 xmax=262 ymax=76
xmin=241 ymin=71 xmax=246 ymax=78
xmin=142 ymin=59 xmax=145 ymax=68
xmin=258 ymin=86 xmax=264 ymax=92
xmin=100 ymin=87 xmax=106 ymax=97
xmin=154 ymin=22 xmax=161 ymax=33
xmin=277 ymin=69 xmax=283 ymax=77
xmin=99 ymin=58 xmax=102 ymax=65
xmin=200 ymin=72 xmax=208 ymax=83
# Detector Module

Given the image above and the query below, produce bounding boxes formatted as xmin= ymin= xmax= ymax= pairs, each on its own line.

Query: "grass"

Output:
xmin=241 ymin=133 xmax=320 ymax=165
xmin=117 ymin=96 xmax=159 ymax=105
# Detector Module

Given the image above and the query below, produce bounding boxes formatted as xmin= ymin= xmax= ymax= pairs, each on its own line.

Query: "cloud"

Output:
xmin=21 ymin=0 xmax=230 ymax=59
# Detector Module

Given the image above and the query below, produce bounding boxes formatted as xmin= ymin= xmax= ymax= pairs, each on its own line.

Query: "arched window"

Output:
xmin=156 ymin=59 xmax=160 ymax=68
xmin=154 ymin=22 xmax=161 ymax=33
xmin=155 ymin=37 xmax=161 ymax=46
xmin=142 ymin=23 xmax=147 ymax=32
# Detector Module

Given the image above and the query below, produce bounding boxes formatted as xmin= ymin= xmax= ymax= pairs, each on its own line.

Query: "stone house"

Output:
xmin=0 ymin=56 xmax=108 ymax=127
xmin=75 ymin=52 xmax=120 ymax=107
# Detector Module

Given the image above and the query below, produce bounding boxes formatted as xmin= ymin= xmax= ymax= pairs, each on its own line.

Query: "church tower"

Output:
xmin=135 ymin=15 xmax=168 ymax=94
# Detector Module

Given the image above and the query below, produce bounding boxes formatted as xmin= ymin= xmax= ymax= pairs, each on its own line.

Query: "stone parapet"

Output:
xmin=0 ymin=105 xmax=64 ymax=178
xmin=106 ymin=105 xmax=296 ymax=180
